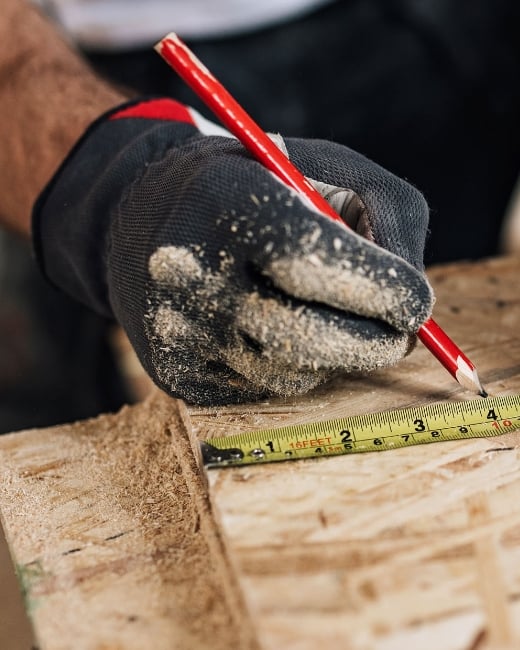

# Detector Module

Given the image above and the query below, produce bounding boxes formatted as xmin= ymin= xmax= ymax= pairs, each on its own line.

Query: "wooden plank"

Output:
xmin=1 ymin=255 xmax=518 ymax=650
xmin=0 ymin=393 xmax=258 ymax=650
xmin=187 ymin=256 xmax=520 ymax=650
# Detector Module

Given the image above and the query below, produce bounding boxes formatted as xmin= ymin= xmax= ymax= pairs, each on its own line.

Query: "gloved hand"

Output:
xmin=33 ymin=98 xmax=434 ymax=405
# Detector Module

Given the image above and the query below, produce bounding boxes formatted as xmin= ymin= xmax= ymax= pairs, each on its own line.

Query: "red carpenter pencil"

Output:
xmin=155 ymin=32 xmax=487 ymax=396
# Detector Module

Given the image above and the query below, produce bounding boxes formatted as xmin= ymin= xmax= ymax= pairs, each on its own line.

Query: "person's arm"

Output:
xmin=0 ymin=0 xmax=124 ymax=236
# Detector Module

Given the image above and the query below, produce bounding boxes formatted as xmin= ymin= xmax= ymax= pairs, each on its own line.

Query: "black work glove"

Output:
xmin=33 ymin=98 xmax=433 ymax=405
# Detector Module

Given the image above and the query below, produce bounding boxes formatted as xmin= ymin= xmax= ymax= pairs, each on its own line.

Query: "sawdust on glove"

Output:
xmin=33 ymin=98 xmax=433 ymax=405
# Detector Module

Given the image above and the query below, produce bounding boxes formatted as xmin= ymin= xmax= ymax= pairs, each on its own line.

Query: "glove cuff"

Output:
xmin=32 ymin=97 xmax=208 ymax=318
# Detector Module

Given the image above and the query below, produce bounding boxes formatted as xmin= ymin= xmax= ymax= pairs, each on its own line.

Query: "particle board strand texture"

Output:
xmin=0 ymin=394 xmax=257 ymax=650
xmin=189 ymin=255 xmax=520 ymax=650
xmin=0 ymin=255 xmax=518 ymax=650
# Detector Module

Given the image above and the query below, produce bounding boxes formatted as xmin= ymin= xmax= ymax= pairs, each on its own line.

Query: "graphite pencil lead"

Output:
xmin=455 ymin=355 xmax=486 ymax=396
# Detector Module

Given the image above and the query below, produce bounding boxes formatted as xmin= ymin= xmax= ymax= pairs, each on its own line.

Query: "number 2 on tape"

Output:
xmin=201 ymin=394 xmax=520 ymax=468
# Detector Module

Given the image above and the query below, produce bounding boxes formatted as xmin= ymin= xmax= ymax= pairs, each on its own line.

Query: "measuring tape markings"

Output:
xmin=201 ymin=395 xmax=520 ymax=468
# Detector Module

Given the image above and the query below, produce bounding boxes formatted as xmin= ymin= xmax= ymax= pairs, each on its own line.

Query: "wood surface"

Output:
xmin=187 ymin=255 xmax=520 ymax=650
xmin=0 ymin=393 xmax=257 ymax=650
xmin=0 ymin=255 xmax=519 ymax=650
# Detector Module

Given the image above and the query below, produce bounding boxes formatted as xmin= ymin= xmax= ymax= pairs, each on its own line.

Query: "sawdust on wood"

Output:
xmin=0 ymin=391 xmax=258 ymax=650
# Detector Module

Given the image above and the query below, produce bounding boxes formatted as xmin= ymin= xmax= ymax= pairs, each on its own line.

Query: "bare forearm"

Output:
xmin=0 ymin=0 xmax=126 ymax=236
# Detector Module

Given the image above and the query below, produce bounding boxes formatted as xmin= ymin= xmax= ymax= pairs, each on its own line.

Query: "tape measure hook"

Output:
xmin=201 ymin=441 xmax=244 ymax=467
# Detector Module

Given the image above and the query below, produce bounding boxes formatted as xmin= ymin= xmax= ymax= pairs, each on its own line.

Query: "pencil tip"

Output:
xmin=455 ymin=360 xmax=487 ymax=397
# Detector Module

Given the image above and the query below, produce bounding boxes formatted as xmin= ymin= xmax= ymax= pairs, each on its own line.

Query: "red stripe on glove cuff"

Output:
xmin=109 ymin=98 xmax=195 ymax=124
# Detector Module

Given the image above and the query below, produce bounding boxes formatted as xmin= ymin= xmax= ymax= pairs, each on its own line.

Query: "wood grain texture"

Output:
xmin=0 ymin=392 xmax=258 ymax=650
xmin=0 ymin=256 xmax=518 ymax=650
xmin=187 ymin=256 xmax=520 ymax=650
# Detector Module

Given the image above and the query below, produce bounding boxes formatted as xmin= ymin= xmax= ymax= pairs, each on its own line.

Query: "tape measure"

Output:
xmin=201 ymin=394 xmax=520 ymax=468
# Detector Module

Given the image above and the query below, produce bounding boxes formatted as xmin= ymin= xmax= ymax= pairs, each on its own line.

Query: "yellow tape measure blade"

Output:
xmin=201 ymin=395 xmax=520 ymax=468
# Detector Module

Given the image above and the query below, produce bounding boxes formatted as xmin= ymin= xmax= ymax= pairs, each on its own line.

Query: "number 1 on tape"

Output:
xmin=201 ymin=395 xmax=520 ymax=468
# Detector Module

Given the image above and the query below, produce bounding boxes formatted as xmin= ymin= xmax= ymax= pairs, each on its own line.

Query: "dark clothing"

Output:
xmin=0 ymin=233 xmax=129 ymax=433
xmin=88 ymin=0 xmax=520 ymax=264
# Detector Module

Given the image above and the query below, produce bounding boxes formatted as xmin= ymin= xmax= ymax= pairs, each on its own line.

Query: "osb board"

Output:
xmin=186 ymin=255 xmax=520 ymax=650
xmin=0 ymin=393 xmax=257 ymax=650
xmin=0 ymin=256 xmax=518 ymax=650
